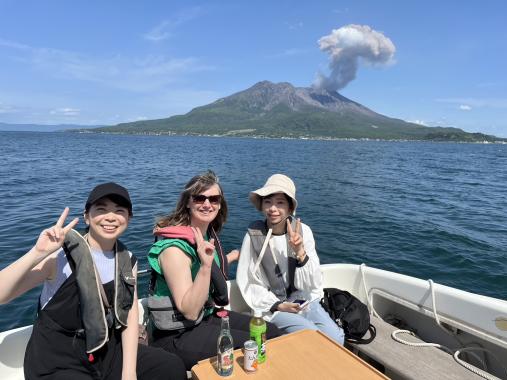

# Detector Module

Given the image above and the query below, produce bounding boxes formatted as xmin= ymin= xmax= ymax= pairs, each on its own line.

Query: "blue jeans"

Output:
xmin=271 ymin=299 xmax=345 ymax=345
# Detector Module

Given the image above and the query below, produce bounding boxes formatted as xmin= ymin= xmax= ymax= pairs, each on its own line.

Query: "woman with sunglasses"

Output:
xmin=147 ymin=170 xmax=281 ymax=370
xmin=236 ymin=174 xmax=345 ymax=344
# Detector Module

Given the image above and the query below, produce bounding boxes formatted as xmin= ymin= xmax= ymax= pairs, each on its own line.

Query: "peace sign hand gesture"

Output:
xmin=287 ymin=218 xmax=306 ymax=262
xmin=34 ymin=207 xmax=79 ymax=260
xmin=191 ymin=227 xmax=216 ymax=269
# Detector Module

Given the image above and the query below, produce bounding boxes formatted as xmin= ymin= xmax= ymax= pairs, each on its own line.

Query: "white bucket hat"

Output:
xmin=249 ymin=174 xmax=298 ymax=212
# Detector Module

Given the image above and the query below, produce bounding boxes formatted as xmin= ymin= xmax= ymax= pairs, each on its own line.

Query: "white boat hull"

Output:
xmin=1 ymin=263 xmax=506 ymax=379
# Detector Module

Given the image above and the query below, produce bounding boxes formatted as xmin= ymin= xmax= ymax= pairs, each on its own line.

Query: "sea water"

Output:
xmin=0 ymin=131 xmax=506 ymax=331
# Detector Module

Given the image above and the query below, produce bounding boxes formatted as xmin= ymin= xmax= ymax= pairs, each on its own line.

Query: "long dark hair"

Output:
xmin=156 ymin=170 xmax=228 ymax=233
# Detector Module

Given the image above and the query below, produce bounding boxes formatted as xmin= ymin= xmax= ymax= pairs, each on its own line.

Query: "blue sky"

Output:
xmin=1 ymin=1 xmax=506 ymax=136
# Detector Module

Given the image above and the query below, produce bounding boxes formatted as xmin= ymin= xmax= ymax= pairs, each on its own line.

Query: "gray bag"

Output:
xmin=147 ymin=295 xmax=204 ymax=331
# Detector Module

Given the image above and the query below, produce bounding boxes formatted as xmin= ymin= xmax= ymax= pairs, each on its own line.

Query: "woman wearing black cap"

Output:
xmin=0 ymin=183 xmax=186 ymax=380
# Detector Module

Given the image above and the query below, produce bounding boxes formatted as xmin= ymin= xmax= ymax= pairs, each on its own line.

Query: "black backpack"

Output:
xmin=320 ymin=288 xmax=376 ymax=344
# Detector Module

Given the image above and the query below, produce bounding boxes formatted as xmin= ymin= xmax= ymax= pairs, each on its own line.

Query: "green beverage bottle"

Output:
xmin=249 ymin=309 xmax=267 ymax=364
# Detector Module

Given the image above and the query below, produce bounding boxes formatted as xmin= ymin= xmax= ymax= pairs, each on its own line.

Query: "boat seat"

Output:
xmin=0 ymin=325 xmax=32 ymax=380
xmin=347 ymin=315 xmax=485 ymax=380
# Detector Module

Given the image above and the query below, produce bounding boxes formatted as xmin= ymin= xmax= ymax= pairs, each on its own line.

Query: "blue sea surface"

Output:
xmin=0 ymin=131 xmax=506 ymax=331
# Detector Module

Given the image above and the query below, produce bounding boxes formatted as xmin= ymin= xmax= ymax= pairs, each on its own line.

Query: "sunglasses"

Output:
xmin=191 ymin=194 xmax=222 ymax=204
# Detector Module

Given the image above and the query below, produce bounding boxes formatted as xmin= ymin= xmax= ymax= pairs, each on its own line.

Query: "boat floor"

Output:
xmin=348 ymin=315 xmax=489 ymax=380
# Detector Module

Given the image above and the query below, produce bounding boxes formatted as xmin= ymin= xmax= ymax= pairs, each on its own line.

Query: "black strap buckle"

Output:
xmin=106 ymin=309 xmax=114 ymax=328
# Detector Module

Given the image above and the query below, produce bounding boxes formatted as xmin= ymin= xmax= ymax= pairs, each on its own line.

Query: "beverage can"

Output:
xmin=243 ymin=340 xmax=258 ymax=372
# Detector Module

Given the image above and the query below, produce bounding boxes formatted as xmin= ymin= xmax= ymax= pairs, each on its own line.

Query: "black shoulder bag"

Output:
xmin=320 ymin=288 xmax=376 ymax=344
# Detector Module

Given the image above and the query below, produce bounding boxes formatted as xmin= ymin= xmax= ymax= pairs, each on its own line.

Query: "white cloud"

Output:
xmin=0 ymin=38 xmax=213 ymax=92
xmin=0 ymin=102 xmax=19 ymax=114
xmin=332 ymin=8 xmax=350 ymax=14
xmin=436 ymin=97 xmax=507 ymax=109
xmin=286 ymin=21 xmax=304 ymax=30
xmin=407 ymin=119 xmax=428 ymax=126
xmin=144 ymin=21 xmax=173 ymax=42
xmin=476 ymin=82 xmax=499 ymax=88
xmin=50 ymin=107 xmax=80 ymax=116
xmin=144 ymin=7 xmax=202 ymax=42
xmin=136 ymin=88 xmax=220 ymax=116
xmin=459 ymin=104 xmax=472 ymax=111
xmin=0 ymin=85 xmax=222 ymax=125
xmin=272 ymin=48 xmax=308 ymax=58
xmin=0 ymin=38 xmax=32 ymax=51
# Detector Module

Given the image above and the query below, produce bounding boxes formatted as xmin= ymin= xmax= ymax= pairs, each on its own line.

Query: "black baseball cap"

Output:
xmin=85 ymin=182 xmax=132 ymax=215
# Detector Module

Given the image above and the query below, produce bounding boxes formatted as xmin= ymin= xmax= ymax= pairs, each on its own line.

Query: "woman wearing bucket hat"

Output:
xmin=236 ymin=174 xmax=345 ymax=344
xmin=146 ymin=170 xmax=282 ymax=370
xmin=0 ymin=183 xmax=186 ymax=380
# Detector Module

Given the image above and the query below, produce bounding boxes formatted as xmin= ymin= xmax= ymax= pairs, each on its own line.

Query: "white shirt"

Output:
xmin=236 ymin=222 xmax=323 ymax=321
xmin=39 ymin=247 xmax=132 ymax=309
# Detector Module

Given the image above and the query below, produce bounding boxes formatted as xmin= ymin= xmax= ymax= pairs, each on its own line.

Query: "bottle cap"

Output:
xmin=216 ymin=310 xmax=229 ymax=318
xmin=253 ymin=309 xmax=262 ymax=318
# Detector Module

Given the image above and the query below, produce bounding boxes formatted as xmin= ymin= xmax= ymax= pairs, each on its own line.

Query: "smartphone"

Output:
xmin=293 ymin=299 xmax=310 ymax=309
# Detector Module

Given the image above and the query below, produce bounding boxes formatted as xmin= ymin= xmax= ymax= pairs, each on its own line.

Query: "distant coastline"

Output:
xmin=64 ymin=129 xmax=507 ymax=144
xmin=1 ymin=128 xmax=505 ymax=143
xmin=0 ymin=122 xmax=102 ymax=133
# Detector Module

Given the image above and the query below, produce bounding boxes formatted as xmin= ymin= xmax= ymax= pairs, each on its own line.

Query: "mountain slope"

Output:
xmin=87 ymin=81 xmax=501 ymax=142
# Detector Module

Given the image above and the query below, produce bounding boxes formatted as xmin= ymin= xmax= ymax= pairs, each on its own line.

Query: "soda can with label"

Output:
xmin=243 ymin=340 xmax=258 ymax=372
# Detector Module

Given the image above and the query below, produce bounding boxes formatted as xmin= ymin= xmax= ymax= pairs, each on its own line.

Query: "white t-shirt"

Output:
xmin=39 ymin=247 xmax=132 ymax=309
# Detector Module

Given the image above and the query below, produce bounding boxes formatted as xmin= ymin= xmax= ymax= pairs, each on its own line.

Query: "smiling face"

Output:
xmin=187 ymin=184 xmax=222 ymax=229
xmin=84 ymin=197 xmax=130 ymax=250
xmin=261 ymin=192 xmax=293 ymax=229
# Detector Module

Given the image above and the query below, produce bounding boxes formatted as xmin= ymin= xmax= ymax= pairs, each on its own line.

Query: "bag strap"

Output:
xmin=149 ymin=268 xmax=157 ymax=295
xmin=209 ymin=226 xmax=228 ymax=279
xmin=252 ymin=227 xmax=273 ymax=275
xmin=346 ymin=324 xmax=377 ymax=344
xmin=94 ymin=266 xmax=112 ymax=310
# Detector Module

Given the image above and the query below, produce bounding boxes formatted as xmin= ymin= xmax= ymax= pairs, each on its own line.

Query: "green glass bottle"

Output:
xmin=249 ymin=309 xmax=267 ymax=363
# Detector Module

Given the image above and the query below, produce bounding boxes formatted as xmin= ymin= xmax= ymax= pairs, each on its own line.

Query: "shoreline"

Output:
xmin=68 ymin=130 xmax=507 ymax=144
xmin=1 ymin=128 xmax=505 ymax=144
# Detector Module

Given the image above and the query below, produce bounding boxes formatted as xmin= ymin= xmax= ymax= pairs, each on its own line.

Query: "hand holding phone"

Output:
xmin=293 ymin=299 xmax=310 ymax=309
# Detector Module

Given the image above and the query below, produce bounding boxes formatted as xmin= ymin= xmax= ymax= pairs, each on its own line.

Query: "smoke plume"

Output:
xmin=314 ymin=24 xmax=395 ymax=92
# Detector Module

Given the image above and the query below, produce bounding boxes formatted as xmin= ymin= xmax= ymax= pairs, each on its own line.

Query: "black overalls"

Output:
xmin=23 ymin=255 xmax=186 ymax=380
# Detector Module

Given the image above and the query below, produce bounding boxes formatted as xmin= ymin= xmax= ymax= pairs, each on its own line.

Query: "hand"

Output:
xmin=226 ymin=249 xmax=240 ymax=264
xmin=277 ymin=302 xmax=302 ymax=314
xmin=191 ymin=227 xmax=215 ymax=268
xmin=287 ymin=218 xmax=305 ymax=262
xmin=34 ymin=207 xmax=79 ymax=259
